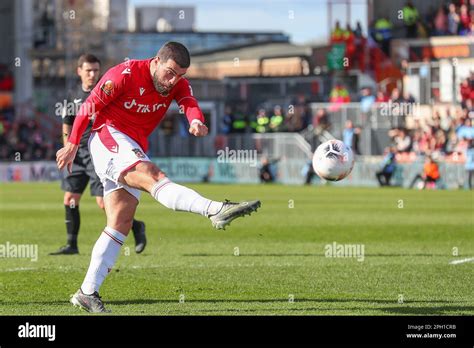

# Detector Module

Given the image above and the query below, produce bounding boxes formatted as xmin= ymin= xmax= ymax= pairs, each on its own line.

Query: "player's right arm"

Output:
xmin=56 ymin=65 xmax=127 ymax=172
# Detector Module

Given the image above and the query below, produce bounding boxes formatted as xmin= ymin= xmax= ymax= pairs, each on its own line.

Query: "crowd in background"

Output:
xmin=0 ymin=117 xmax=58 ymax=161
xmin=369 ymin=1 xmax=473 ymax=56
xmin=371 ymin=1 xmax=473 ymax=41
xmin=0 ymin=67 xmax=60 ymax=162
xmin=375 ymin=71 xmax=474 ymax=189
xmin=388 ymin=71 xmax=474 ymax=160
xmin=425 ymin=1 xmax=473 ymax=37
xmin=0 ymin=65 xmax=34 ymax=162
xmin=220 ymin=95 xmax=312 ymax=134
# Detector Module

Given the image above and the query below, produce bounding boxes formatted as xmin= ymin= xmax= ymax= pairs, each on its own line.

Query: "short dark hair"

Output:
xmin=77 ymin=54 xmax=101 ymax=68
xmin=157 ymin=42 xmax=190 ymax=68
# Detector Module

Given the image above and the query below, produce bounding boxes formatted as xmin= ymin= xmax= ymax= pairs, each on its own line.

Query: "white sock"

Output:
xmin=81 ymin=226 xmax=126 ymax=295
xmin=150 ymin=177 xmax=223 ymax=217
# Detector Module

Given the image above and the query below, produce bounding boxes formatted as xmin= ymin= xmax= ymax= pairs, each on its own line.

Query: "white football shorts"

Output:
xmin=88 ymin=125 xmax=151 ymax=201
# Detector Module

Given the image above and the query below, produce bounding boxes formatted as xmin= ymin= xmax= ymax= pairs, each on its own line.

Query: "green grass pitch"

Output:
xmin=0 ymin=182 xmax=472 ymax=315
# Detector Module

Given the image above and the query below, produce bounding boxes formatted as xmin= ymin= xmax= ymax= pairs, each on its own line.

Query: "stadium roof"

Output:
xmin=191 ymin=42 xmax=314 ymax=63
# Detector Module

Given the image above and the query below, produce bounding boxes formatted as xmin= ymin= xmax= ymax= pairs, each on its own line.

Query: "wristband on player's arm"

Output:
xmin=190 ymin=119 xmax=204 ymax=126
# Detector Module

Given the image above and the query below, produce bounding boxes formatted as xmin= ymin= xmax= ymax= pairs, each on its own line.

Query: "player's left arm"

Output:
xmin=174 ymin=80 xmax=208 ymax=137
xmin=57 ymin=65 xmax=127 ymax=171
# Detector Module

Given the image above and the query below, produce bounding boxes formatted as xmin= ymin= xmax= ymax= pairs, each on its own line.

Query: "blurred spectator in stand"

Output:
xmin=466 ymin=100 xmax=474 ymax=119
xmin=329 ymin=82 xmax=350 ymax=112
xmin=441 ymin=108 xmax=454 ymax=132
xmin=459 ymin=4 xmax=471 ymax=35
xmin=353 ymin=21 xmax=366 ymax=72
xmin=231 ymin=109 xmax=247 ymax=134
xmin=400 ymin=59 xmax=409 ymax=75
xmin=293 ymin=94 xmax=311 ymax=129
xmin=431 ymin=113 xmax=442 ymax=133
xmin=447 ymin=2 xmax=460 ymax=35
xmin=353 ymin=126 xmax=361 ymax=155
xmin=330 ymin=82 xmax=351 ymax=103
xmin=353 ymin=21 xmax=363 ymax=39
xmin=0 ymin=118 xmax=60 ymax=161
xmin=397 ymin=128 xmax=412 ymax=153
xmin=343 ymin=24 xmax=356 ymax=70
xmin=390 ymin=87 xmax=402 ymax=103
xmin=421 ymin=127 xmax=436 ymax=154
xmin=220 ymin=105 xmax=234 ymax=135
xmin=342 ymin=120 xmax=361 ymax=155
xmin=313 ymin=108 xmax=331 ymax=134
xmin=330 ymin=21 xmax=344 ymax=44
xmin=456 ymin=117 xmax=474 ymax=141
xmin=465 ymin=139 xmax=474 ymax=189
xmin=403 ymin=1 xmax=420 ymax=38
xmin=409 ymin=155 xmax=440 ymax=189
xmin=433 ymin=6 xmax=448 ymax=36
xmin=285 ymin=105 xmax=304 ymax=132
xmin=402 ymin=90 xmax=416 ymax=105
xmin=269 ymin=105 xmax=284 ymax=132
xmin=376 ymin=146 xmax=397 ymax=186
xmin=253 ymin=108 xmax=270 ymax=133
xmin=411 ymin=129 xmax=423 ymax=155
xmin=389 ymin=128 xmax=412 ymax=153
xmin=376 ymin=89 xmax=389 ymax=103
xmin=0 ymin=70 xmax=13 ymax=91
xmin=374 ymin=16 xmax=393 ymax=55
xmin=460 ymin=78 xmax=471 ymax=109
xmin=433 ymin=129 xmax=447 ymax=155
xmin=445 ymin=130 xmax=459 ymax=154
xmin=360 ymin=87 xmax=376 ymax=114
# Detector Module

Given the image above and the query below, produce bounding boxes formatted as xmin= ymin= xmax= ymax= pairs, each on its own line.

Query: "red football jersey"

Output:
xmin=68 ymin=58 xmax=205 ymax=152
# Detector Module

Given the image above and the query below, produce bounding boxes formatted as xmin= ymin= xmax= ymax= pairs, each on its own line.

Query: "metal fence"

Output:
xmin=148 ymin=131 xmax=313 ymax=161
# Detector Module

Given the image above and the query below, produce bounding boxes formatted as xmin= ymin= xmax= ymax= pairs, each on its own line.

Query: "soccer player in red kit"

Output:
xmin=56 ymin=42 xmax=261 ymax=312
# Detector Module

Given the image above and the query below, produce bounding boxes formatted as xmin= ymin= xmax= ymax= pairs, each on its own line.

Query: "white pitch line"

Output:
xmin=1 ymin=267 xmax=37 ymax=272
xmin=450 ymin=257 xmax=474 ymax=265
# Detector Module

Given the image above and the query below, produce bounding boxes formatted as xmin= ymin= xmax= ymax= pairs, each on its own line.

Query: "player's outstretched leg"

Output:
xmin=121 ymin=162 xmax=261 ymax=230
xmin=70 ymin=189 xmax=137 ymax=313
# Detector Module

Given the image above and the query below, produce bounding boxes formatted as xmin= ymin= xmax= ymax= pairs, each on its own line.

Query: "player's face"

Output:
xmin=77 ymin=62 xmax=100 ymax=90
xmin=152 ymin=58 xmax=187 ymax=96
